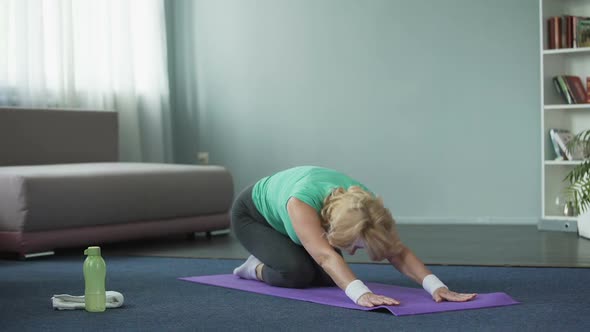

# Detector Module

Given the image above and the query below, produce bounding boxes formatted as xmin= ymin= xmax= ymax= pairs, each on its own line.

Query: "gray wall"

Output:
xmin=168 ymin=0 xmax=540 ymax=224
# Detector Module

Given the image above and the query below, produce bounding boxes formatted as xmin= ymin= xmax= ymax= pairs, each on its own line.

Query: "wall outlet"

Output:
xmin=197 ymin=152 xmax=209 ymax=165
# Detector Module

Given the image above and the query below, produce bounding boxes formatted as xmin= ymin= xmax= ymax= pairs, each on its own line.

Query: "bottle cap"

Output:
xmin=84 ymin=246 xmax=101 ymax=256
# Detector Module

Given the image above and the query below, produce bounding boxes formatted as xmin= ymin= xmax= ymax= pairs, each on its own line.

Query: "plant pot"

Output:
xmin=577 ymin=210 xmax=590 ymax=239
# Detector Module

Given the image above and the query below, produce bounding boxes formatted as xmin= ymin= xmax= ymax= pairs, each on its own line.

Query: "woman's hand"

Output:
xmin=357 ymin=292 xmax=400 ymax=307
xmin=432 ymin=288 xmax=477 ymax=303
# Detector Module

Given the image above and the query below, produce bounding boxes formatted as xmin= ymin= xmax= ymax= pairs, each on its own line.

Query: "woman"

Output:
xmin=231 ymin=166 xmax=476 ymax=307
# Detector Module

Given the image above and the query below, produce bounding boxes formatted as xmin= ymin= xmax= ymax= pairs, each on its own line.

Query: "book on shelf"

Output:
xmin=578 ymin=17 xmax=590 ymax=47
xmin=552 ymin=75 xmax=588 ymax=104
xmin=565 ymin=76 xmax=586 ymax=103
xmin=553 ymin=76 xmax=573 ymax=104
xmin=563 ymin=15 xmax=574 ymax=48
xmin=548 ymin=16 xmax=562 ymax=49
xmin=549 ymin=128 xmax=584 ymax=160
xmin=547 ymin=15 xmax=590 ymax=49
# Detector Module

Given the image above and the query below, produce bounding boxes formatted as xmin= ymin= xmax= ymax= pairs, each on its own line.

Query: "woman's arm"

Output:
xmin=287 ymin=197 xmax=398 ymax=307
xmin=388 ymin=245 xmax=477 ymax=302
xmin=387 ymin=245 xmax=432 ymax=285
xmin=287 ymin=197 xmax=357 ymax=290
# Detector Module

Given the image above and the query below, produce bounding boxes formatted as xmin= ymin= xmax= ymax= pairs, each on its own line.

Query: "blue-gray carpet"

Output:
xmin=1 ymin=256 xmax=589 ymax=331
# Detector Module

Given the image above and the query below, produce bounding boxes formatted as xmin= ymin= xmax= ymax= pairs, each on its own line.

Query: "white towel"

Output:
xmin=51 ymin=291 xmax=124 ymax=310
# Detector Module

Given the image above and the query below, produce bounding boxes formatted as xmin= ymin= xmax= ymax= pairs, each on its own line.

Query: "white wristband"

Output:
xmin=345 ymin=279 xmax=372 ymax=304
xmin=422 ymin=274 xmax=447 ymax=296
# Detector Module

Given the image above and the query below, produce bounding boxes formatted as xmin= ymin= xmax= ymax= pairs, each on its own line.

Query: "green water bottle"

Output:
xmin=83 ymin=246 xmax=106 ymax=312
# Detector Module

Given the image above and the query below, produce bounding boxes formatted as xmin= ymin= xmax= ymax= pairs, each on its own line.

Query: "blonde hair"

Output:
xmin=320 ymin=186 xmax=403 ymax=261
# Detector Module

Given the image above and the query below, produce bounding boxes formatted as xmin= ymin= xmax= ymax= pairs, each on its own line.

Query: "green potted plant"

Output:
xmin=565 ymin=130 xmax=590 ymax=239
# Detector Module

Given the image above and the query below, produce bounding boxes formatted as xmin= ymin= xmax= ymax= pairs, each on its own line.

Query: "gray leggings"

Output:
xmin=231 ymin=184 xmax=336 ymax=288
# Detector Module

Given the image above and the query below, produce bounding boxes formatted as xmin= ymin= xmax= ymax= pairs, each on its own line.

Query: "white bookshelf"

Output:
xmin=540 ymin=0 xmax=590 ymax=224
xmin=543 ymin=160 xmax=583 ymax=165
xmin=543 ymin=46 xmax=590 ymax=55
xmin=544 ymin=104 xmax=590 ymax=110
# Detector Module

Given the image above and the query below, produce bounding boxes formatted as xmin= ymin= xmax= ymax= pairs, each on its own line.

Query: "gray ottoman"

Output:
xmin=0 ymin=163 xmax=233 ymax=256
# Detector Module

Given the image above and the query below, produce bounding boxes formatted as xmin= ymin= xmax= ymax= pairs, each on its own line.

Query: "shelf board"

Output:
xmin=544 ymin=104 xmax=590 ymax=110
xmin=542 ymin=215 xmax=577 ymax=222
xmin=544 ymin=160 xmax=583 ymax=165
xmin=543 ymin=47 xmax=590 ymax=55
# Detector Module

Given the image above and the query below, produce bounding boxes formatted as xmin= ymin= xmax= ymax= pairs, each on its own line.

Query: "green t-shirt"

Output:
xmin=251 ymin=166 xmax=368 ymax=245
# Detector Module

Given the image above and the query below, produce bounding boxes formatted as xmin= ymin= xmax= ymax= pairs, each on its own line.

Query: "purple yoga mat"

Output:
xmin=179 ymin=274 xmax=519 ymax=316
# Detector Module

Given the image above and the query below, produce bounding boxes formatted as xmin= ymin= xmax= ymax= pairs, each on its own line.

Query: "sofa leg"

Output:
xmin=186 ymin=231 xmax=212 ymax=241
xmin=20 ymin=251 xmax=55 ymax=260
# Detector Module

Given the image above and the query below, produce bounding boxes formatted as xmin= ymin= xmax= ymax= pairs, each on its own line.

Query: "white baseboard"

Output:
xmin=395 ymin=216 xmax=538 ymax=225
xmin=537 ymin=219 xmax=578 ymax=233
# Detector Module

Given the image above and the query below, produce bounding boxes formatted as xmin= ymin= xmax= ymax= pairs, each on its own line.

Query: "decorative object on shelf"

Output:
xmin=549 ymin=129 xmax=567 ymax=160
xmin=549 ymin=128 xmax=584 ymax=160
xmin=564 ymin=130 xmax=590 ymax=239
xmin=555 ymin=193 xmax=576 ymax=216
xmin=564 ymin=201 xmax=576 ymax=217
